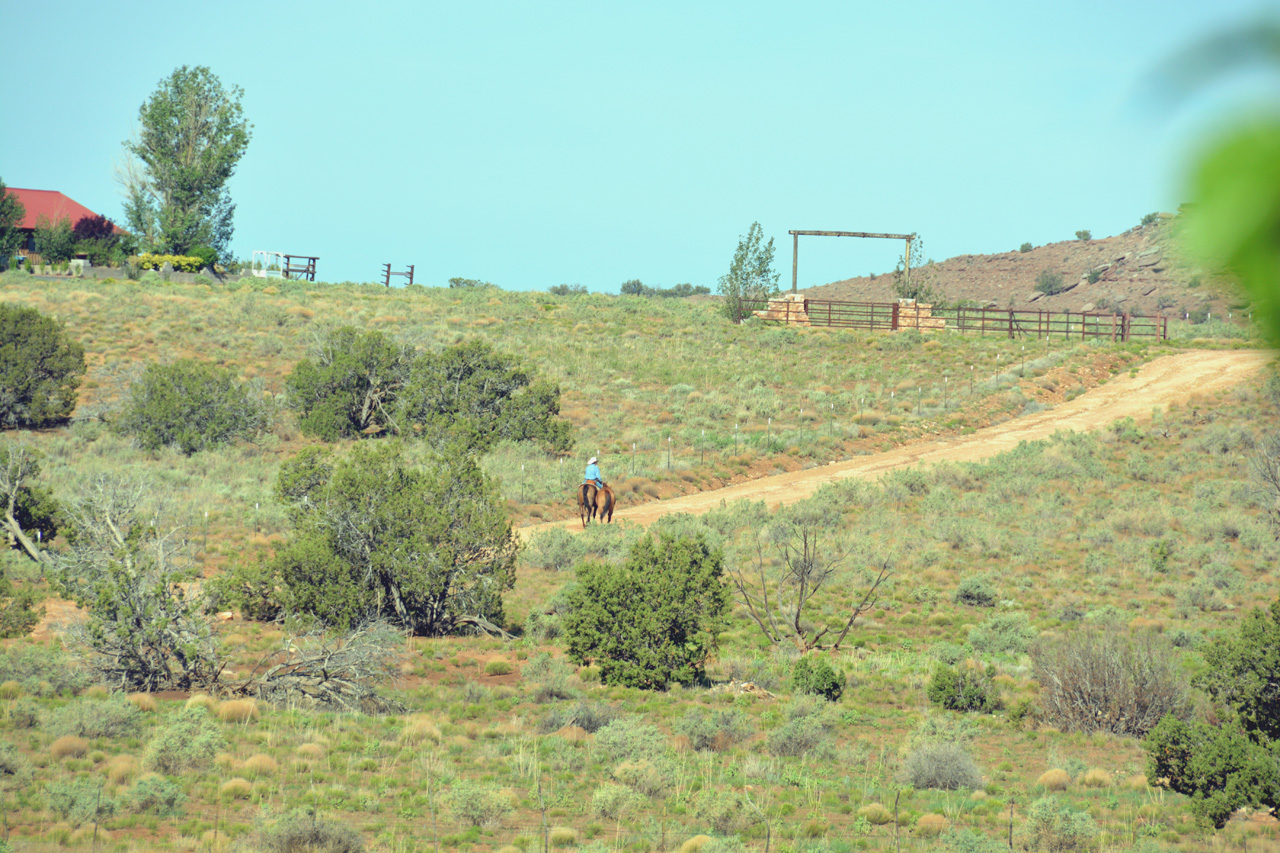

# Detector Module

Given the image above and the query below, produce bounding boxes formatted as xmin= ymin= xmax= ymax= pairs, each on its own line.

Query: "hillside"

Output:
xmin=802 ymin=216 xmax=1241 ymax=320
xmin=0 ymin=270 xmax=1277 ymax=853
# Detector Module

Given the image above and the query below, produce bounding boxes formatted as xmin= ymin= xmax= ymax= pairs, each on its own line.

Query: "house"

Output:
xmin=6 ymin=188 xmax=125 ymax=260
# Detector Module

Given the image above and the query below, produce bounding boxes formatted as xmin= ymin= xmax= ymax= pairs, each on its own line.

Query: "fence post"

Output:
xmin=891 ymin=303 xmax=900 ymax=331
xmin=1007 ymin=310 xmax=1014 ymax=339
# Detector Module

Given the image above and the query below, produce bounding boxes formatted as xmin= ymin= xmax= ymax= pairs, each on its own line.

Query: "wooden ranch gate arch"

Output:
xmin=789 ymin=229 xmax=915 ymax=292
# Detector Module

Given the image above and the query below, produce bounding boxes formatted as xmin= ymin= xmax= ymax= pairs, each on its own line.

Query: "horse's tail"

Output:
xmin=599 ymin=486 xmax=615 ymax=524
xmin=578 ymin=483 xmax=598 ymax=527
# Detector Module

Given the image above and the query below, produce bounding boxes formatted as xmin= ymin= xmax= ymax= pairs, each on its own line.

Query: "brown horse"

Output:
xmin=577 ymin=483 xmax=616 ymax=527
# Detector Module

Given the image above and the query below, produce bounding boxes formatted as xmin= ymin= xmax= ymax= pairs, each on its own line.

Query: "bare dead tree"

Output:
xmin=230 ymin=621 xmax=404 ymax=714
xmin=728 ymin=505 xmax=894 ymax=651
xmin=0 ymin=443 xmax=50 ymax=564
xmin=58 ymin=475 xmax=223 ymax=692
xmin=1251 ymin=432 xmax=1280 ymax=537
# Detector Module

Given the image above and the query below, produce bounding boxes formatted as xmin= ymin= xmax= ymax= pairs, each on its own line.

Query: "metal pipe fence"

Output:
xmin=737 ymin=297 xmax=1167 ymax=341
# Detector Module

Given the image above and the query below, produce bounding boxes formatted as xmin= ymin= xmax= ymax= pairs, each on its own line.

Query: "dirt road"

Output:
xmin=524 ymin=349 xmax=1270 ymax=537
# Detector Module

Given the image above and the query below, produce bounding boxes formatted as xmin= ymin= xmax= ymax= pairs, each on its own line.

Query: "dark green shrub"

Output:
xmin=145 ymin=705 xmax=227 ymax=774
xmin=444 ymin=781 xmax=514 ymax=827
xmin=1143 ymin=599 xmax=1280 ymax=827
xmin=116 ymin=359 xmax=267 ymax=454
xmin=791 ymin=655 xmax=844 ymax=701
xmin=47 ymin=695 xmax=143 ymax=738
xmin=674 ymin=707 xmax=754 ymax=751
xmin=927 ymin=664 xmax=1002 ymax=713
xmin=0 ymin=304 xmax=85 ymax=428
xmin=45 ymin=777 xmax=117 ymax=827
xmin=1032 ymin=629 xmax=1188 ymax=736
xmin=1141 ymin=212 xmax=1159 ymax=226
xmin=205 ymin=559 xmax=283 ymax=622
xmin=902 ymin=742 xmax=982 ymax=790
xmin=7 ymin=698 xmax=38 ymax=728
xmin=271 ymin=443 xmax=518 ymax=636
xmin=939 ymin=828 xmax=1009 ymax=853
xmin=188 ymin=245 xmax=217 ymax=268
xmin=564 ymin=534 xmax=730 ymax=689
xmin=953 ymin=576 xmax=996 ymax=607
xmin=125 ymin=774 xmax=186 ymax=816
xmin=0 ymin=570 xmax=40 ymax=639
xmin=260 ymin=808 xmax=364 ymax=853
xmin=1034 ymin=270 xmax=1065 ymax=296
xmin=1019 ymin=242 xmax=1033 ymax=253
xmin=33 ymin=214 xmax=76 ymax=263
xmin=1075 ymin=230 xmax=1092 ymax=241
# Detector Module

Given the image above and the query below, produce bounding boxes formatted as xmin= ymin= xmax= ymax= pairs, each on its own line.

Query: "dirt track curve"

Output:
xmin=522 ymin=349 xmax=1270 ymax=538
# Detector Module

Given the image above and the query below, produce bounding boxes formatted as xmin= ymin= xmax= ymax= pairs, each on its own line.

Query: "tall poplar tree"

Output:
xmin=119 ymin=66 xmax=252 ymax=259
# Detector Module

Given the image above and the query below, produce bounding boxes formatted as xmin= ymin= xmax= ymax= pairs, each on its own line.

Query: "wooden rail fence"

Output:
xmin=736 ymin=297 xmax=1168 ymax=342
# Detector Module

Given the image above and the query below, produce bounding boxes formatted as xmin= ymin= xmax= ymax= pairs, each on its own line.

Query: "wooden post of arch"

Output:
xmin=788 ymin=230 xmax=917 ymax=292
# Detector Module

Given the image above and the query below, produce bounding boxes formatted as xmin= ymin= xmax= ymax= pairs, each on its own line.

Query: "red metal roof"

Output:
xmin=6 ymin=188 xmax=125 ymax=234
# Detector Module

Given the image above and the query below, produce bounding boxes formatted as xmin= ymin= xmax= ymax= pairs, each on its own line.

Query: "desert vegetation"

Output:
xmin=0 ymin=269 xmax=1275 ymax=851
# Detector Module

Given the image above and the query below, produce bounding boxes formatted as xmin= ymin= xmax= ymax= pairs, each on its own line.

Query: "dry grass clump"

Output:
xmin=296 ymin=743 xmax=325 ymax=762
xmin=84 ymin=685 xmax=109 ymax=699
xmin=107 ymin=754 xmax=138 ymax=784
xmin=126 ymin=693 xmax=157 ymax=712
xmin=220 ymin=777 xmax=253 ymax=800
xmin=400 ymin=715 xmax=442 ymax=746
xmin=548 ymin=827 xmax=577 ymax=848
xmin=858 ymin=803 xmax=893 ymax=825
xmin=0 ymin=681 xmax=21 ymax=699
xmin=216 ymin=699 xmax=260 ymax=724
xmin=916 ymin=814 xmax=948 ymax=838
xmin=215 ymin=753 xmax=239 ymax=771
xmin=185 ymin=694 xmax=217 ymax=712
xmin=679 ymin=837 xmax=713 ymax=853
xmin=1037 ymin=768 xmax=1071 ymax=791
xmin=1125 ymin=774 xmax=1149 ymax=790
xmin=1079 ymin=768 xmax=1112 ymax=788
xmin=555 ymin=725 xmax=588 ymax=745
xmin=50 ymin=735 xmax=89 ymax=759
xmin=243 ymin=754 xmax=278 ymax=778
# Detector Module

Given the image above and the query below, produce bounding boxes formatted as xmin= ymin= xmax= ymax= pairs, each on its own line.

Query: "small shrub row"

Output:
xmin=132 ymin=253 xmax=207 ymax=273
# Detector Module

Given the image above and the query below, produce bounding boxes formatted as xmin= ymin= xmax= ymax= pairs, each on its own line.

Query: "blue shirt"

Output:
xmin=585 ymin=463 xmax=601 ymax=482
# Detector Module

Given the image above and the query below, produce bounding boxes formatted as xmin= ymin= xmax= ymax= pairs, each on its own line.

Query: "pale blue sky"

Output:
xmin=4 ymin=1 xmax=1276 ymax=290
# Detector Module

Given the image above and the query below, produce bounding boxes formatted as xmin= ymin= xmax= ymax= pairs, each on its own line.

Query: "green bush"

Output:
xmin=968 ymin=613 xmax=1038 ymax=658
xmin=47 ymin=694 xmax=143 ymax=739
xmin=1034 ymin=270 xmax=1066 ymax=296
xmin=205 ymin=559 xmax=283 ymax=622
xmin=927 ymin=664 xmax=1002 ymax=713
xmin=791 ymin=655 xmax=844 ymax=701
xmin=766 ymin=695 xmax=835 ymax=757
xmin=1141 ymin=212 xmax=1160 ymax=226
xmin=953 ymin=575 xmax=997 ymax=607
xmin=564 ymin=534 xmax=730 ymax=689
xmin=539 ymin=700 xmax=618 ymax=734
xmin=594 ymin=719 xmax=669 ymax=762
xmin=33 ymin=214 xmax=76 ymax=263
xmin=188 ymin=245 xmax=217 ymax=268
xmin=1023 ymin=796 xmax=1098 ymax=852
xmin=260 ymin=808 xmax=364 ymax=853
xmin=0 ymin=645 xmax=90 ymax=696
xmin=591 ymin=784 xmax=642 ymax=819
xmin=45 ymin=777 xmax=117 ymax=827
xmin=674 ymin=707 xmax=754 ymax=751
xmin=902 ymin=742 xmax=983 ymax=790
xmin=0 ymin=741 xmax=32 ymax=790
xmin=116 ymin=359 xmax=267 ymax=454
xmin=125 ymin=774 xmax=186 ymax=816
xmin=444 ymin=780 xmax=514 ymax=827
xmin=0 ymin=304 xmax=85 ymax=428
xmin=1019 ymin=242 xmax=1033 ymax=253
xmin=145 ymin=705 xmax=227 ymax=774
xmin=1075 ymin=229 xmax=1092 ymax=241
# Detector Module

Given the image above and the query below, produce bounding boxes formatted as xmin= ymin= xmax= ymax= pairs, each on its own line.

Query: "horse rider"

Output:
xmin=584 ymin=456 xmax=604 ymax=489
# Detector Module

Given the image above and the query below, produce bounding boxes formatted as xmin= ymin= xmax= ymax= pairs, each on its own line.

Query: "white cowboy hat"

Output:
xmin=587 ymin=457 xmax=598 ymax=465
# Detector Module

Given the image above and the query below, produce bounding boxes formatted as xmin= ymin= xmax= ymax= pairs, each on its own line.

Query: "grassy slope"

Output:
xmin=0 ymin=272 xmax=1276 ymax=852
